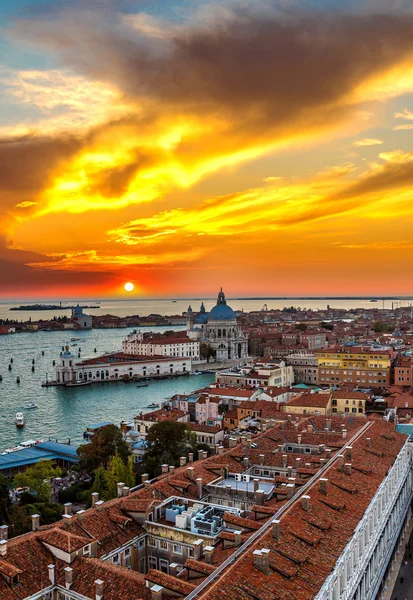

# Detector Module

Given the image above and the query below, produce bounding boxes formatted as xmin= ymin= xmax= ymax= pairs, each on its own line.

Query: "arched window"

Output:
xmin=222 ymin=329 xmax=226 ymax=337
xmin=218 ymin=329 xmax=222 ymax=337
xmin=89 ymin=372 xmax=92 ymax=379
xmin=96 ymin=371 xmax=100 ymax=378
xmin=101 ymin=371 xmax=104 ymax=379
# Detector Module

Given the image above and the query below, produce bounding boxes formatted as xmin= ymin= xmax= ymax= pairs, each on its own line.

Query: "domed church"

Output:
xmin=187 ymin=289 xmax=249 ymax=362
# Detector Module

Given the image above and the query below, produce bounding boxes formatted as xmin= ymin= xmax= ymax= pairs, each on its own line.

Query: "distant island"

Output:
xmin=10 ymin=304 xmax=100 ymax=311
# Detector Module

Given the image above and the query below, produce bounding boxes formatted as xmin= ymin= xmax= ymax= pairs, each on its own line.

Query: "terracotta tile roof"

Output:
xmin=200 ymin=420 xmax=408 ymax=600
xmin=286 ymin=393 xmax=330 ymax=409
xmin=39 ymin=528 xmax=93 ymax=553
xmin=332 ymin=390 xmax=370 ymax=400
xmin=184 ymin=559 xmax=216 ymax=575
xmin=0 ymin=559 xmax=23 ymax=578
xmin=146 ymin=569 xmax=196 ymax=595
xmin=189 ymin=423 xmax=224 ymax=433
xmin=135 ymin=408 xmax=186 ymax=422
xmin=224 ymin=512 xmax=262 ymax=531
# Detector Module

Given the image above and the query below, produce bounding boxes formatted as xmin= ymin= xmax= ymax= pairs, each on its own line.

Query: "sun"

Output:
xmin=124 ymin=282 xmax=134 ymax=292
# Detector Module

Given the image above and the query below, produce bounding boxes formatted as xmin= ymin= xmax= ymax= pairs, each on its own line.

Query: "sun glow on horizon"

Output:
xmin=124 ymin=282 xmax=135 ymax=292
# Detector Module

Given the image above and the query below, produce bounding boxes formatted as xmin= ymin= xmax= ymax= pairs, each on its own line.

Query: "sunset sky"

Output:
xmin=2 ymin=0 xmax=413 ymax=299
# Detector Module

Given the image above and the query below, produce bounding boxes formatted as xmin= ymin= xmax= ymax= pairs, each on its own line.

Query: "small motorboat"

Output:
xmin=24 ymin=403 xmax=37 ymax=410
xmin=15 ymin=413 xmax=24 ymax=427
xmin=146 ymin=403 xmax=160 ymax=409
xmin=137 ymin=384 xmax=149 ymax=388
xmin=16 ymin=377 xmax=20 ymax=384
xmin=71 ymin=337 xmax=81 ymax=341
xmin=65 ymin=380 xmax=91 ymax=387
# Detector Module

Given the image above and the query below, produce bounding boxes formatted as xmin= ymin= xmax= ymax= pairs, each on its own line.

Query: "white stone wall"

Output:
xmin=315 ymin=439 xmax=412 ymax=600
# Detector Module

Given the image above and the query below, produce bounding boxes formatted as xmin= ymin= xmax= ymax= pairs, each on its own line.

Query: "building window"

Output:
xmin=112 ymin=553 xmax=120 ymax=564
xmin=160 ymin=540 xmax=168 ymax=550
xmin=173 ymin=544 xmax=183 ymax=555
xmin=149 ymin=537 xmax=156 ymax=547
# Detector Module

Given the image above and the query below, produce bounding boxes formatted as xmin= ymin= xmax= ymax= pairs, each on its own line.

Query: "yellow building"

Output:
xmin=330 ymin=390 xmax=369 ymax=415
xmin=284 ymin=392 xmax=331 ymax=416
xmin=315 ymin=347 xmax=391 ymax=386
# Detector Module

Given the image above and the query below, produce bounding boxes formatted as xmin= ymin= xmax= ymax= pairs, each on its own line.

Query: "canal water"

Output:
xmin=0 ymin=326 xmax=214 ymax=452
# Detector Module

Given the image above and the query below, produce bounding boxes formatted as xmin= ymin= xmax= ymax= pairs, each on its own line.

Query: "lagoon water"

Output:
xmin=1 ymin=296 xmax=413 ymax=323
xmin=0 ymin=325 xmax=214 ymax=453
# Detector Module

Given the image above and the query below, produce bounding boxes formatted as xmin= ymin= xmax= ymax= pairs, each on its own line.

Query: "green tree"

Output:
xmin=321 ymin=322 xmax=334 ymax=331
xmin=77 ymin=424 xmax=130 ymax=473
xmin=0 ymin=474 xmax=10 ymax=524
xmin=14 ymin=460 xmax=62 ymax=503
xmin=144 ymin=421 xmax=197 ymax=477
xmin=373 ymin=321 xmax=390 ymax=333
xmin=200 ymin=343 xmax=216 ymax=362
xmin=89 ymin=466 xmax=114 ymax=501
xmin=295 ymin=323 xmax=307 ymax=331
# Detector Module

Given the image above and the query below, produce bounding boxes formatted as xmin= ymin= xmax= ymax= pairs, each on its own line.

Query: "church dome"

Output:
xmin=208 ymin=288 xmax=236 ymax=321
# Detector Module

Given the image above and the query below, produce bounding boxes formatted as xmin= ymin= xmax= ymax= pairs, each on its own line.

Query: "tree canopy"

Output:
xmin=143 ymin=421 xmax=197 ymax=477
xmin=14 ymin=460 xmax=62 ymax=503
xmin=77 ymin=424 xmax=130 ymax=473
xmin=373 ymin=320 xmax=390 ymax=333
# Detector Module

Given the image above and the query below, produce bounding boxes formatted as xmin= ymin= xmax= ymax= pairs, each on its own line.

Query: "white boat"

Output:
xmin=24 ymin=403 xmax=37 ymax=409
xmin=65 ymin=380 xmax=91 ymax=387
xmin=146 ymin=403 xmax=160 ymax=409
xmin=15 ymin=413 xmax=24 ymax=428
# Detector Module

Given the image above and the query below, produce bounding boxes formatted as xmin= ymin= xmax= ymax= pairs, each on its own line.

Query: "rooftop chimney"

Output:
xmin=95 ymin=579 xmax=104 ymax=600
xmin=144 ymin=480 xmax=151 ymax=490
xmin=302 ymin=495 xmax=311 ymax=511
xmin=366 ymin=437 xmax=372 ymax=447
xmin=218 ymin=446 xmax=224 ymax=455
xmin=91 ymin=492 xmax=99 ymax=508
xmin=64 ymin=503 xmax=73 ymax=516
xmin=253 ymin=478 xmax=260 ymax=493
xmin=345 ymin=446 xmax=352 ymax=460
xmin=295 ymin=457 xmax=301 ymax=469
xmin=188 ymin=452 xmax=194 ymax=463
xmin=0 ymin=540 xmax=7 ymax=557
xmin=259 ymin=454 xmax=265 ymax=465
xmin=95 ymin=500 xmax=104 ymax=512
xmin=169 ymin=466 xmax=175 ymax=475
xmin=0 ymin=525 xmax=8 ymax=541
xmin=196 ymin=477 xmax=203 ymax=499
xmin=282 ymin=455 xmax=288 ymax=468
xmin=204 ymin=545 xmax=214 ymax=564
xmin=123 ymin=486 xmax=130 ymax=496
xmin=325 ymin=448 xmax=332 ymax=459
xmin=326 ymin=418 xmax=332 ymax=431
xmin=141 ymin=473 xmax=149 ymax=483
xmin=243 ymin=457 xmax=249 ymax=469
xmin=342 ymin=429 xmax=347 ymax=439
xmin=48 ymin=564 xmax=55 ymax=585
xmin=161 ymin=464 xmax=168 ymax=474
xmin=180 ymin=457 xmax=187 ymax=467
xmin=31 ymin=514 xmax=40 ymax=532
xmin=150 ymin=584 xmax=163 ymax=600
xmin=233 ymin=530 xmax=242 ymax=547
xmin=272 ymin=519 xmax=280 ymax=540
xmin=253 ymin=549 xmax=270 ymax=574
xmin=319 ymin=478 xmax=328 ymax=495
xmin=297 ymin=434 xmax=302 ymax=444
xmin=117 ymin=482 xmax=125 ymax=497
xmin=187 ymin=467 xmax=195 ymax=480
xmin=286 ymin=483 xmax=295 ymax=499
xmin=64 ymin=567 xmax=73 ymax=589
xmin=344 ymin=463 xmax=352 ymax=476
xmin=229 ymin=437 xmax=237 ymax=448
xmin=338 ymin=455 xmax=345 ymax=471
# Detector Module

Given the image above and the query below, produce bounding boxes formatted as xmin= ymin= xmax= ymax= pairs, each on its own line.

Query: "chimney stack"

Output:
xmin=297 ymin=434 xmax=302 ymax=444
xmin=319 ymin=478 xmax=328 ymax=495
xmin=0 ymin=525 xmax=8 ymax=541
xmin=342 ymin=429 xmax=347 ymax=439
xmin=169 ymin=466 xmax=175 ymax=475
xmin=48 ymin=564 xmax=55 ymax=585
xmin=161 ymin=464 xmax=168 ymax=474
xmin=272 ymin=519 xmax=281 ymax=540
xmin=188 ymin=452 xmax=194 ymax=463
xmin=344 ymin=463 xmax=352 ymax=476
xmin=325 ymin=448 xmax=332 ymax=459
xmin=326 ymin=418 xmax=332 ymax=431
xmin=95 ymin=500 xmax=104 ymax=512
xmin=286 ymin=483 xmax=295 ymax=499
xmin=204 ymin=545 xmax=214 ymax=564
xmin=0 ymin=540 xmax=7 ymax=557
xmin=338 ymin=455 xmax=345 ymax=471
xmin=253 ymin=478 xmax=260 ymax=492
xmin=31 ymin=514 xmax=40 ymax=532
xmin=117 ymin=482 xmax=125 ymax=497
xmin=123 ymin=486 xmax=130 ymax=496
xmin=169 ymin=563 xmax=179 ymax=576
xmin=345 ymin=446 xmax=352 ymax=460
xmin=282 ymin=455 xmax=288 ymax=468
xmin=229 ymin=437 xmax=237 ymax=448
xmin=141 ymin=473 xmax=149 ymax=483
xmin=91 ymin=492 xmax=99 ymax=508
xmin=187 ymin=467 xmax=195 ymax=480
xmin=233 ymin=530 xmax=242 ymax=547
xmin=366 ymin=437 xmax=371 ymax=447
xmin=259 ymin=454 xmax=265 ymax=465
xmin=302 ymin=495 xmax=311 ymax=511
xmin=150 ymin=585 xmax=163 ymax=600
xmin=196 ymin=477 xmax=203 ymax=499
xmin=295 ymin=457 xmax=301 ymax=470
xmin=180 ymin=457 xmax=187 ymax=467
xmin=64 ymin=567 xmax=73 ymax=589
xmin=243 ymin=457 xmax=249 ymax=470
xmin=144 ymin=480 xmax=151 ymax=490
xmin=64 ymin=503 xmax=73 ymax=516
xmin=95 ymin=579 xmax=104 ymax=600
